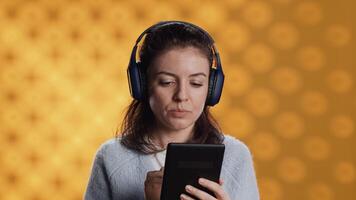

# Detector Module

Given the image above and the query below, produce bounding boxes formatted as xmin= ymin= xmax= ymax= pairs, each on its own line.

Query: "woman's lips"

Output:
xmin=168 ymin=110 xmax=190 ymax=118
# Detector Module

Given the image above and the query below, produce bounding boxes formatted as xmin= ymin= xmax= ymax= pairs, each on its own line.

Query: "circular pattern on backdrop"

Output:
xmin=272 ymin=0 xmax=292 ymax=4
xmin=294 ymin=1 xmax=323 ymax=26
xmin=220 ymin=108 xmax=255 ymax=138
xmin=300 ymin=91 xmax=328 ymax=116
xmin=258 ymin=177 xmax=283 ymax=200
xmin=224 ymin=66 xmax=253 ymax=96
xmin=274 ymin=111 xmax=305 ymax=139
xmin=297 ymin=46 xmax=325 ymax=71
xmin=270 ymin=66 xmax=303 ymax=95
xmin=303 ymin=136 xmax=330 ymax=161
xmin=268 ymin=22 xmax=299 ymax=50
xmin=106 ymin=3 xmax=136 ymax=31
xmin=219 ymin=22 xmax=250 ymax=52
xmin=326 ymin=69 xmax=353 ymax=93
xmin=307 ymin=182 xmax=334 ymax=200
xmin=325 ymin=25 xmax=352 ymax=47
xmin=329 ymin=115 xmax=354 ymax=138
xmin=148 ymin=3 xmax=180 ymax=22
xmin=224 ymin=0 xmax=246 ymax=8
xmin=243 ymin=43 xmax=275 ymax=73
xmin=18 ymin=3 xmax=47 ymax=26
xmin=249 ymin=131 xmax=280 ymax=161
xmin=278 ymin=157 xmax=307 ymax=183
xmin=334 ymin=161 xmax=355 ymax=184
xmin=245 ymin=88 xmax=278 ymax=117
xmin=242 ymin=1 xmax=273 ymax=29
xmin=61 ymin=3 xmax=88 ymax=26
xmin=1 ymin=24 xmax=23 ymax=47
xmin=191 ymin=2 xmax=228 ymax=30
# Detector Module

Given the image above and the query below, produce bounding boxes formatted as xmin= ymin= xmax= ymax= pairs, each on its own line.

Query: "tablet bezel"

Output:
xmin=160 ymin=143 xmax=225 ymax=199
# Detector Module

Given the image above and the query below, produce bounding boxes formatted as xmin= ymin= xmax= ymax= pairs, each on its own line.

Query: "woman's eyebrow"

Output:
xmin=189 ymin=72 xmax=207 ymax=77
xmin=155 ymin=71 xmax=207 ymax=78
xmin=155 ymin=71 xmax=177 ymax=77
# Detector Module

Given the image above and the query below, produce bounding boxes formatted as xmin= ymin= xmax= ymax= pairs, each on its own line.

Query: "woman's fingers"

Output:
xmin=146 ymin=170 xmax=164 ymax=179
xmin=184 ymin=185 xmax=216 ymax=200
xmin=145 ymin=170 xmax=164 ymax=185
xmin=145 ymin=176 xmax=163 ymax=184
xmin=219 ymin=178 xmax=224 ymax=185
xmin=147 ymin=169 xmax=164 ymax=176
xmin=144 ymin=170 xmax=164 ymax=200
xmin=183 ymin=178 xmax=229 ymax=200
xmin=198 ymin=178 xmax=228 ymax=199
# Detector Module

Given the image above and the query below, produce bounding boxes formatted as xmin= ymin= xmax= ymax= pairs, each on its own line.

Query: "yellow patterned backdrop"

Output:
xmin=0 ymin=0 xmax=355 ymax=199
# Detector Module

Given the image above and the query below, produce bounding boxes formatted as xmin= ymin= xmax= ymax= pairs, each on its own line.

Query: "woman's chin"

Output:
xmin=164 ymin=119 xmax=194 ymax=131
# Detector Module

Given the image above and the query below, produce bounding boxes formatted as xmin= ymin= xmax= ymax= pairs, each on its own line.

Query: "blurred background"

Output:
xmin=0 ymin=0 xmax=355 ymax=199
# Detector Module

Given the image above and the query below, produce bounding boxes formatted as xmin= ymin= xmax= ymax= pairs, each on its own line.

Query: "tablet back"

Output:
xmin=160 ymin=143 xmax=225 ymax=199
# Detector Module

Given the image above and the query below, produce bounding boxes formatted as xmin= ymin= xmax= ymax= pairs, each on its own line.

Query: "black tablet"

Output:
xmin=160 ymin=143 xmax=225 ymax=200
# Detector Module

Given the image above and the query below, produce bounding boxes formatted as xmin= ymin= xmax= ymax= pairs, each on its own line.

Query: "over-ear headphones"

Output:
xmin=127 ymin=20 xmax=224 ymax=106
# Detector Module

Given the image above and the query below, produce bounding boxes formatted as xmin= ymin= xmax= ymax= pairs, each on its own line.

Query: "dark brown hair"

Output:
xmin=117 ymin=21 xmax=224 ymax=154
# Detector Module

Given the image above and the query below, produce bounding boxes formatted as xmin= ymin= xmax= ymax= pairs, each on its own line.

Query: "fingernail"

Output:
xmin=186 ymin=185 xmax=192 ymax=191
xmin=180 ymin=194 xmax=187 ymax=199
xmin=199 ymin=178 xmax=205 ymax=184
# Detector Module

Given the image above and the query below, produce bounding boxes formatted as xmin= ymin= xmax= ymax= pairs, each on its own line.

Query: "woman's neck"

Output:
xmin=151 ymin=127 xmax=194 ymax=149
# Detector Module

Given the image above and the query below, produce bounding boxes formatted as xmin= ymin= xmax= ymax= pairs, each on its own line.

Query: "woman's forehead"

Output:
xmin=150 ymin=47 xmax=210 ymax=75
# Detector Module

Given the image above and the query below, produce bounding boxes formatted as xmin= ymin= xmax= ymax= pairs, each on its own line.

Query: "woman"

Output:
xmin=84 ymin=21 xmax=259 ymax=200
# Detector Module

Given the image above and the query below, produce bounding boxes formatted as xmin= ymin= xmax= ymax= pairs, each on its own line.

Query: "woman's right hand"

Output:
xmin=144 ymin=167 xmax=164 ymax=200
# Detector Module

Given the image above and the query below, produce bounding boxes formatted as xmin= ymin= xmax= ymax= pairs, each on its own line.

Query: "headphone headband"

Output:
xmin=134 ymin=21 xmax=222 ymax=71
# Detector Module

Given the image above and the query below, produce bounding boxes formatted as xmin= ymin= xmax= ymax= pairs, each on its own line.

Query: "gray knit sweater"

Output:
xmin=84 ymin=135 xmax=259 ymax=200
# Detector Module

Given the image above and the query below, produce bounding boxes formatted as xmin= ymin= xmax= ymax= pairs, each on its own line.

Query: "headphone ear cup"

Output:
xmin=207 ymin=68 xmax=216 ymax=105
xmin=137 ymin=62 xmax=147 ymax=99
xmin=206 ymin=68 xmax=224 ymax=106
xmin=127 ymin=60 xmax=145 ymax=100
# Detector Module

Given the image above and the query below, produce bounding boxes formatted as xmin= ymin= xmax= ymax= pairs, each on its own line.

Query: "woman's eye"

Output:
xmin=191 ymin=82 xmax=203 ymax=87
xmin=159 ymin=81 xmax=174 ymax=86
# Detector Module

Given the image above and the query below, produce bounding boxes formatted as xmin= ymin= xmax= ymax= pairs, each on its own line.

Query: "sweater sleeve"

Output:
xmin=236 ymin=142 xmax=260 ymax=200
xmin=84 ymin=147 xmax=112 ymax=200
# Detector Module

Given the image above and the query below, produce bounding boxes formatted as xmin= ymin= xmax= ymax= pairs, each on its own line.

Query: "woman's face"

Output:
xmin=148 ymin=47 xmax=210 ymax=133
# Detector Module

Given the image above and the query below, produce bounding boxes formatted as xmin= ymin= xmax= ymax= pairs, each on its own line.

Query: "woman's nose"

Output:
xmin=173 ymin=83 xmax=188 ymax=102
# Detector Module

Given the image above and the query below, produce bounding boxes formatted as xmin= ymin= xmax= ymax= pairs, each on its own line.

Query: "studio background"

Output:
xmin=0 ymin=0 xmax=355 ymax=199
